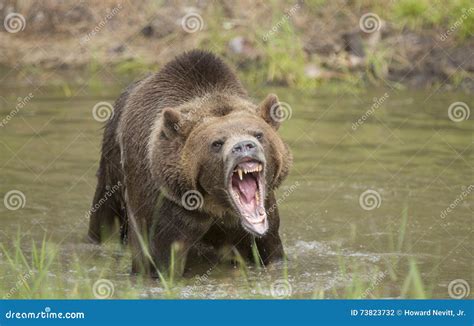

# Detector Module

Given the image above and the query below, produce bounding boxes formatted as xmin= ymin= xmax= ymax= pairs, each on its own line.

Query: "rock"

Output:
xmin=228 ymin=36 xmax=246 ymax=55
xmin=141 ymin=14 xmax=177 ymax=39
xmin=226 ymin=36 xmax=261 ymax=69
xmin=449 ymin=43 xmax=474 ymax=72
xmin=109 ymin=44 xmax=126 ymax=55
xmin=304 ymin=64 xmax=322 ymax=79
xmin=347 ymin=54 xmax=365 ymax=68
xmin=227 ymin=36 xmax=260 ymax=62
xmin=141 ymin=25 xmax=153 ymax=37
xmin=342 ymin=32 xmax=365 ymax=58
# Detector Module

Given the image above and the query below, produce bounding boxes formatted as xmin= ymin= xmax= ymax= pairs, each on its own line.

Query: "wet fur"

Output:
xmin=88 ymin=50 xmax=291 ymax=276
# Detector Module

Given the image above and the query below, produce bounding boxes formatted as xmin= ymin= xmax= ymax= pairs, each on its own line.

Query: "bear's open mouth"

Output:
xmin=229 ymin=159 xmax=268 ymax=235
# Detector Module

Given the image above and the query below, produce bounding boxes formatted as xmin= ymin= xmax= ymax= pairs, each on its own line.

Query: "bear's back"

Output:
xmin=153 ymin=50 xmax=247 ymax=105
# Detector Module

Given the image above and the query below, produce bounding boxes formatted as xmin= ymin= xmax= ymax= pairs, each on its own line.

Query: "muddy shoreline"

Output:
xmin=0 ymin=1 xmax=473 ymax=91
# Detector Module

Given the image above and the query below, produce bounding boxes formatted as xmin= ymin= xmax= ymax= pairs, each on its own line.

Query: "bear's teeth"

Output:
xmin=235 ymin=164 xmax=262 ymax=178
xmin=245 ymin=167 xmax=260 ymax=173
xmin=255 ymin=191 xmax=260 ymax=204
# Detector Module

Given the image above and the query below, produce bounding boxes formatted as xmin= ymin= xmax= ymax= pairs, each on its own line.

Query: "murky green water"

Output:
xmin=0 ymin=83 xmax=472 ymax=298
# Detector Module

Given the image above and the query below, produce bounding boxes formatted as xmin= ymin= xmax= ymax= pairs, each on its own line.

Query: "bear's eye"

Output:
xmin=211 ymin=140 xmax=224 ymax=151
xmin=255 ymin=132 xmax=264 ymax=141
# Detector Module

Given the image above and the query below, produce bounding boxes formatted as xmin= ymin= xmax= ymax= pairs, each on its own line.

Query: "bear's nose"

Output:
xmin=232 ymin=140 xmax=257 ymax=154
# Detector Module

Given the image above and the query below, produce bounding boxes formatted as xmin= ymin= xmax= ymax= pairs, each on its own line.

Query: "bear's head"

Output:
xmin=150 ymin=93 xmax=292 ymax=236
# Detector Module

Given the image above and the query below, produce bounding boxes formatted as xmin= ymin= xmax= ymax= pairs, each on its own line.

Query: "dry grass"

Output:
xmin=0 ymin=0 xmax=472 ymax=89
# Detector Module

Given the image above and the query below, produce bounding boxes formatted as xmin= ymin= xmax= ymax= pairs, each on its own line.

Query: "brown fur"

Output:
xmin=87 ymin=50 xmax=292 ymax=276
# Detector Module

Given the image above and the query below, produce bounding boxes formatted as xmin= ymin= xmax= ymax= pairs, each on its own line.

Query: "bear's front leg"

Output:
xmin=149 ymin=196 xmax=213 ymax=278
xmin=256 ymin=192 xmax=285 ymax=264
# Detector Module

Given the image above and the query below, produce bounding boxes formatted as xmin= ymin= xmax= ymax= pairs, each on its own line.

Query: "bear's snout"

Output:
xmin=231 ymin=140 xmax=257 ymax=155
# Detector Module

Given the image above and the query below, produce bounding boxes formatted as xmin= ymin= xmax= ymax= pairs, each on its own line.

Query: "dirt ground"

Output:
xmin=0 ymin=0 xmax=473 ymax=90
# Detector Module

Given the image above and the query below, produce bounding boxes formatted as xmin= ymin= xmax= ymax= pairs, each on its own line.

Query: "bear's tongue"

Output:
xmin=232 ymin=173 xmax=257 ymax=204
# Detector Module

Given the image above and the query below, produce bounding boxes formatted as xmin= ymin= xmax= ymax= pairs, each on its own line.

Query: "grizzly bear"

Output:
xmin=87 ymin=50 xmax=292 ymax=276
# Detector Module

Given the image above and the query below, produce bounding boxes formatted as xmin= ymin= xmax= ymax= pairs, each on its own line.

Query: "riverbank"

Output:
xmin=0 ymin=0 xmax=473 ymax=91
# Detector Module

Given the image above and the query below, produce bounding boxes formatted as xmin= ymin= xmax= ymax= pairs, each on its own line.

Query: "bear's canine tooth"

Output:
xmin=238 ymin=169 xmax=243 ymax=180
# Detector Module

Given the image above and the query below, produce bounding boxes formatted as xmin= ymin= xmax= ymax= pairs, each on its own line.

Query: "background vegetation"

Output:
xmin=0 ymin=0 xmax=473 ymax=91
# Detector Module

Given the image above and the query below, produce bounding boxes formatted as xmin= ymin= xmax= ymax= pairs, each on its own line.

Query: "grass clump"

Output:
xmin=392 ymin=0 xmax=442 ymax=30
xmin=0 ymin=207 xmax=437 ymax=299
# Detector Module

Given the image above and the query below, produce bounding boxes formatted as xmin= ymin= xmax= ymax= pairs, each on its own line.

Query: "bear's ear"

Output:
xmin=162 ymin=108 xmax=183 ymax=138
xmin=258 ymin=93 xmax=280 ymax=130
